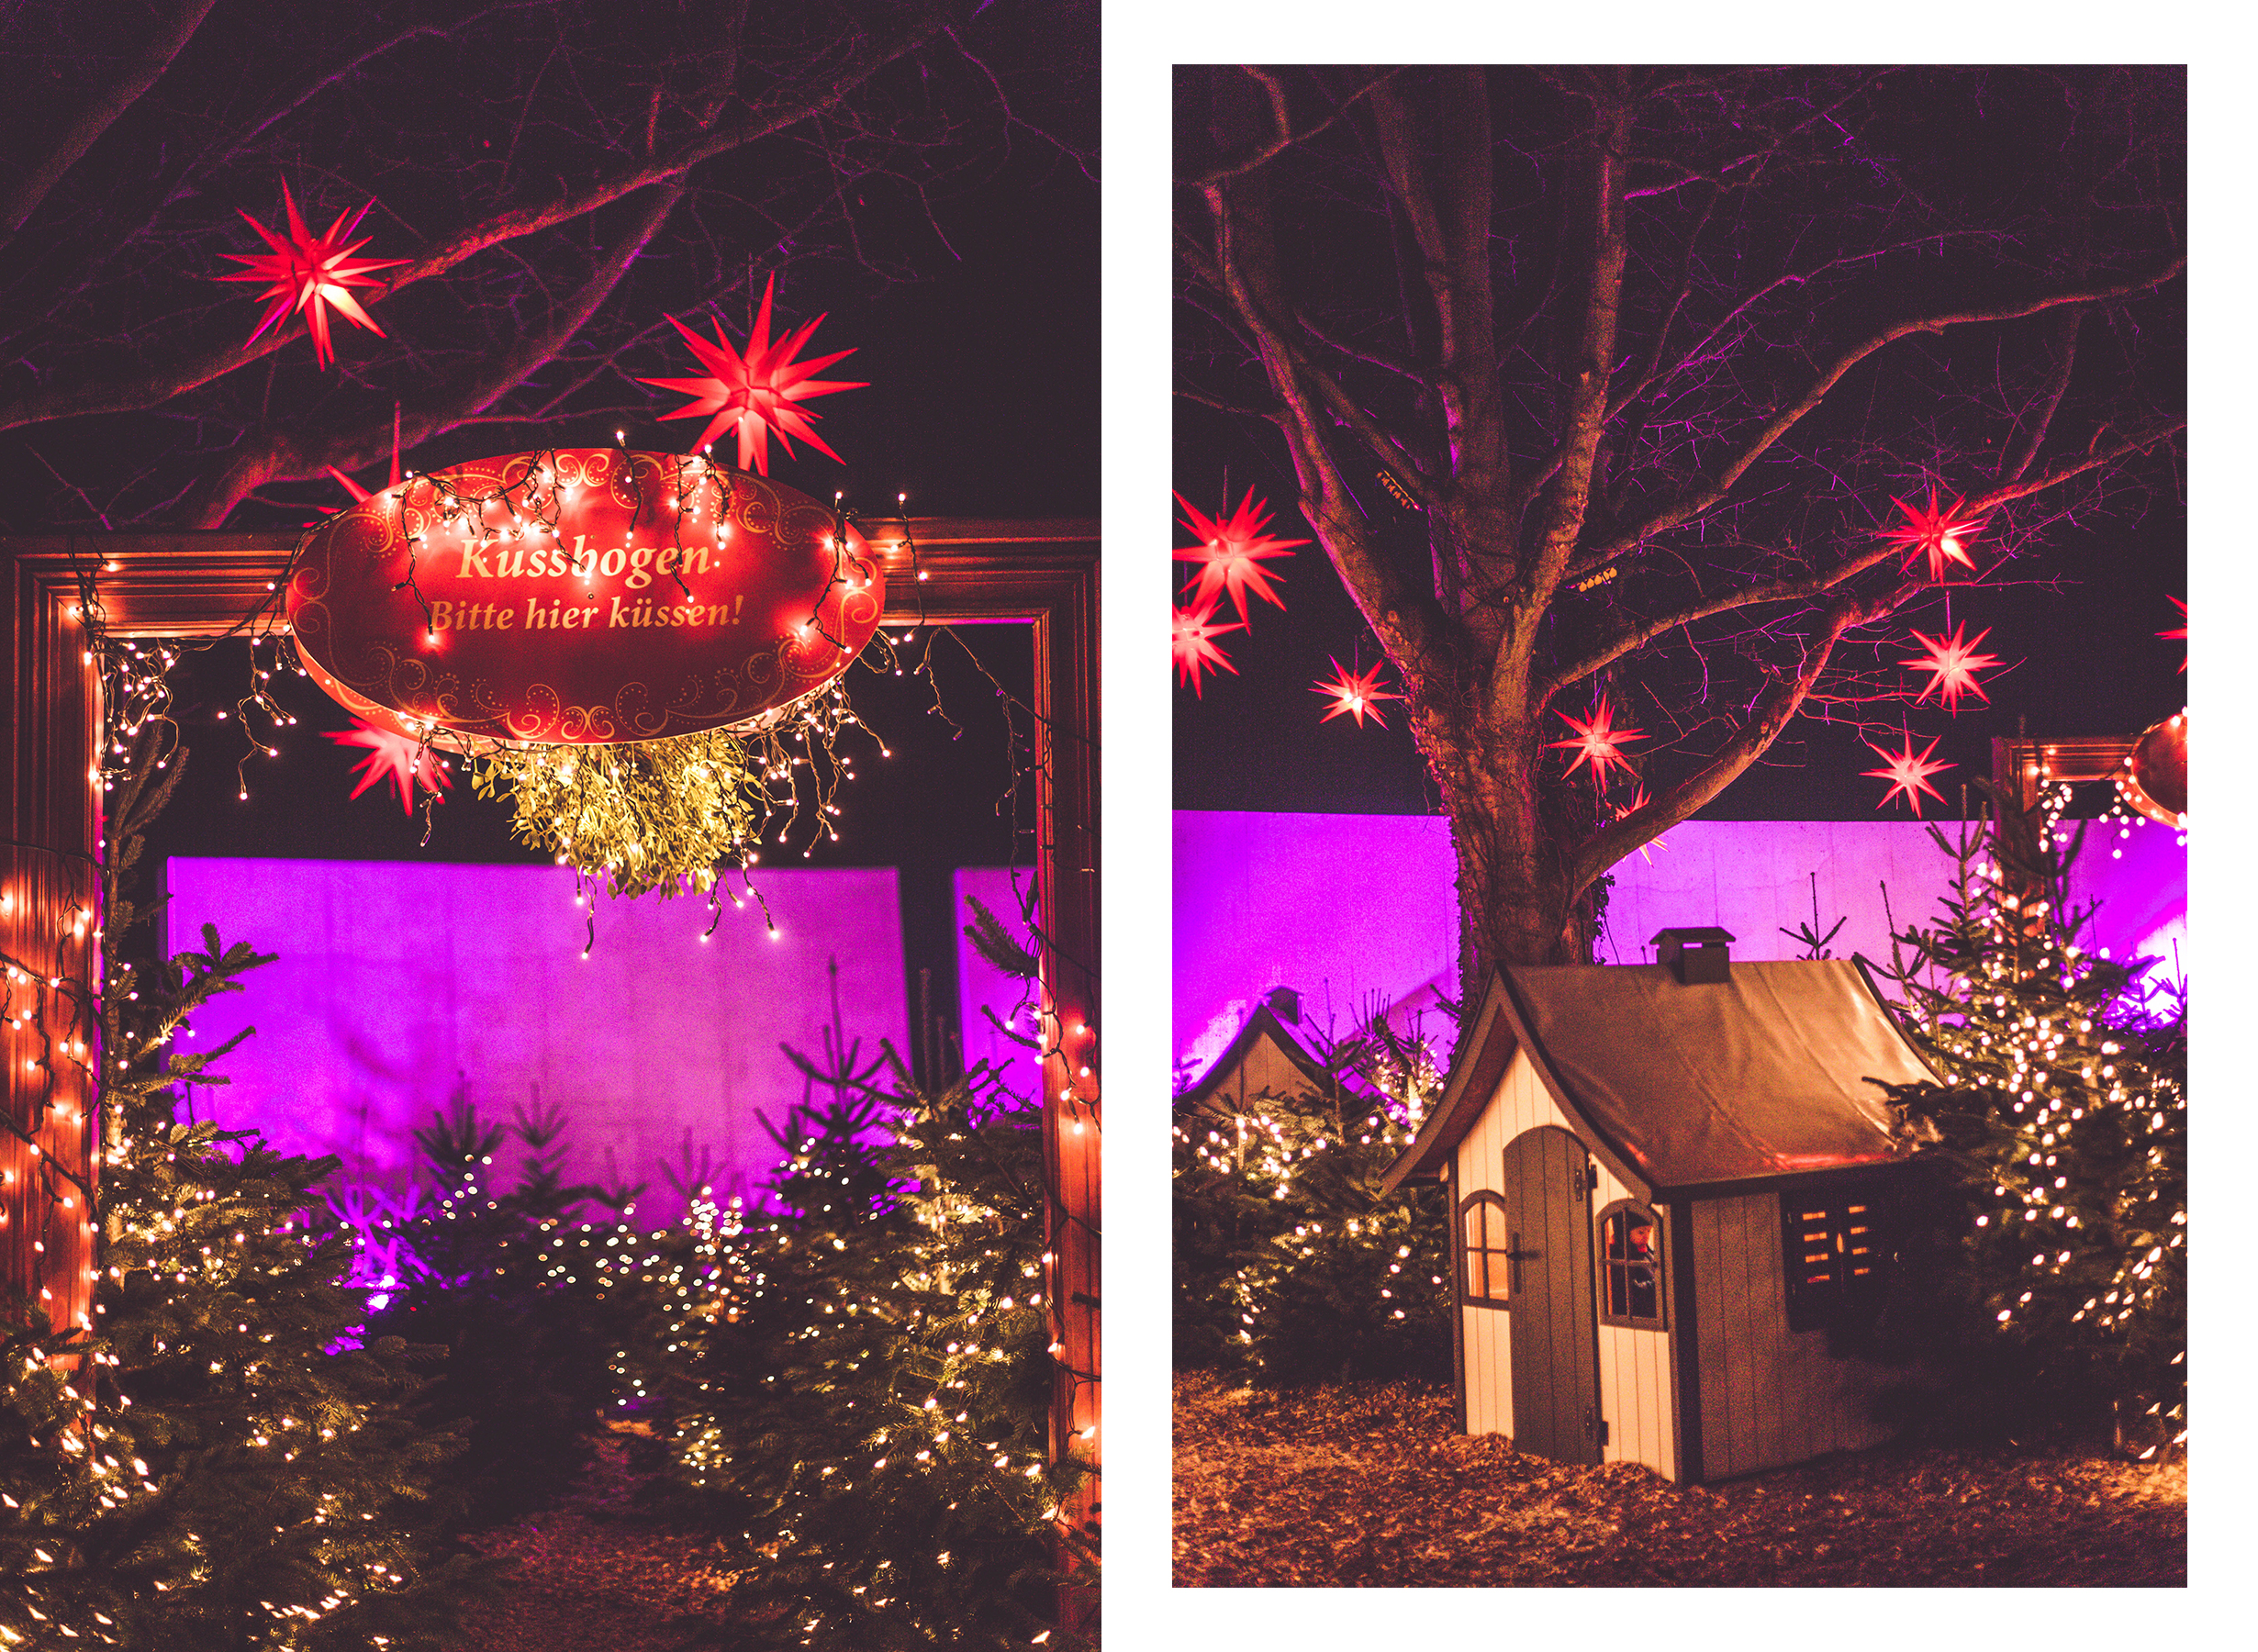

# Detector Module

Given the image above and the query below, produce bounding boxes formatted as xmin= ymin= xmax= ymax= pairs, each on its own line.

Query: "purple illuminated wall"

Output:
xmin=1174 ymin=810 xmax=2187 ymax=1078
xmin=165 ymin=860 xmax=909 ymax=1222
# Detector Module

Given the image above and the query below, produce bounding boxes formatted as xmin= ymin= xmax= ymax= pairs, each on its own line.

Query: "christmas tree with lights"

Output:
xmin=1876 ymin=781 xmax=2185 ymax=1456
xmin=0 ymin=737 xmax=480 ymax=1647
xmin=1173 ymin=1017 xmax=1452 ymax=1384
xmin=350 ymin=1087 xmax=641 ymax=1529
xmin=614 ymin=958 xmax=1088 ymax=1650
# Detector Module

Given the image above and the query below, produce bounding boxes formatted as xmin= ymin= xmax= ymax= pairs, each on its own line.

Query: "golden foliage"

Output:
xmin=468 ymin=687 xmax=876 ymax=899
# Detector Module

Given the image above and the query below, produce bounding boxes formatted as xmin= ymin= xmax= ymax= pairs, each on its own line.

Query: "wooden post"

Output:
xmin=857 ymin=519 xmax=1101 ymax=1629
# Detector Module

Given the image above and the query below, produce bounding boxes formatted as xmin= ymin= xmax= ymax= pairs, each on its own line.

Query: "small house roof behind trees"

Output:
xmin=1383 ymin=953 xmax=1936 ymax=1200
xmin=1178 ymin=988 xmax=1332 ymax=1115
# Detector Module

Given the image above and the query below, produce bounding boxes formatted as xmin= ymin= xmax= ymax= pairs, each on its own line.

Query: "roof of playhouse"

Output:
xmin=1380 ymin=955 xmax=1938 ymax=1201
xmin=1177 ymin=991 xmax=1336 ymax=1113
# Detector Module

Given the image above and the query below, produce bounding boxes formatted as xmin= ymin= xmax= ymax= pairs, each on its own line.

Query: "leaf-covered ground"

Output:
xmin=460 ymin=1422 xmax=746 ymax=1651
xmin=1173 ymin=1371 xmax=2185 ymax=1588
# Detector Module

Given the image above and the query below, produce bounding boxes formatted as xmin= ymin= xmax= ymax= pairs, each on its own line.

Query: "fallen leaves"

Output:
xmin=1172 ymin=1371 xmax=2185 ymax=1588
xmin=464 ymin=1423 xmax=746 ymax=1651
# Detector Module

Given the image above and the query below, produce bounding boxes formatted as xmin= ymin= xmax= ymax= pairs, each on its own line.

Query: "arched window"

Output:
xmin=1459 ymin=1190 xmax=1512 ymax=1308
xmin=1597 ymin=1200 xmax=1666 ymax=1329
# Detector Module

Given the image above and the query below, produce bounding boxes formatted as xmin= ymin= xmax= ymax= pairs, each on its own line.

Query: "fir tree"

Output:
xmin=352 ymin=1084 xmax=635 ymax=1527
xmin=614 ymin=956 xmax=1087 ymax=1650
xmin=1877 ymin=781 xmax=2186 ymax=1455
xmin=2 ymin=735 xmax=479 ymax=1648
xmin=1173 ymin=1014 xmax=1452 ymax=1384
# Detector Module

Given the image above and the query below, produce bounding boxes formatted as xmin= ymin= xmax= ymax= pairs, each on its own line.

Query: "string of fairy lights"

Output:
xmin=340 ymin=443 xmax=911 ymax=899
xmin=356 ymin=1071 xmax=1081 ymax=1646
xmin=1174 ymin=1034 xmax=1445 ymax=1364
xmin=1896 ymin=786 xmax=2185 ymax=1457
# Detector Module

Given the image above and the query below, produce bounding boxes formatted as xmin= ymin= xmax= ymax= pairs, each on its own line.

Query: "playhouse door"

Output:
xmin=1502 ymin=1125 xmax=1602 ymax=1465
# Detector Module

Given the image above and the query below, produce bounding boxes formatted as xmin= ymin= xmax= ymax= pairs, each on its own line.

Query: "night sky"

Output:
xmin=1173 ymin=67 xmax=2185 ymax=823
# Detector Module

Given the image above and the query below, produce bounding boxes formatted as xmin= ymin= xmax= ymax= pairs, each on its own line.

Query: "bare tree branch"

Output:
xmin=1537 ymin=543 xmax=1901 ymax=705
xmin=1997 ymin=305 xmax=2085 ymax=485
xmin=1964 ymin=419 xmax=2183 ymax=514
xmin=1172 ymin=385 xmax=1281 ymax=424
xmin=1204 ymin=150 xmax=1445 ymax=672
xmin=0 ymin=0 xmax=972 ymax=435
xmin=0 ymin=0 xmax=219 ymax=245
xmin=1568 ymin=576 xmax=1913 ymax=895
xmin=184 ymin=183 xmax=683 ymax=527
xmin=1177 ymin=66 xmax=1397 ymax=186
xmin=1581 ymin=258 xmax=2186 ymax=568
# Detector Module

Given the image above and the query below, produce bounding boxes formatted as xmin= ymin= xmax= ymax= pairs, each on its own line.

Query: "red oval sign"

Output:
xmin=285 ymin=449 xmax=883 ymax=745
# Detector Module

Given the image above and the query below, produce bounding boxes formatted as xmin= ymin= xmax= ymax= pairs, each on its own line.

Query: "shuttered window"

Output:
xmin=1783 ymin=1189 xmax=1888 ymax=1331
xmin=1459 ymin=1191 xmax=1512 ymax=1308
xmin=1597 ymin=1200 xmax=1665 ymax=1328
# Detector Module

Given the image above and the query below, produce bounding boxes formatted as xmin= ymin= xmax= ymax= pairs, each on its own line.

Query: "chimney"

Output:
xmin=1651 ymin=927 xmax=1735 ymax=985
xmin=1266 ymin=986 xmax=1302 ymax=1025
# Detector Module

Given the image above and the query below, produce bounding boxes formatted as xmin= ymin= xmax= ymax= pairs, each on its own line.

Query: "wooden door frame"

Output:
xmin=4 ymin=519 xmax=1099 ymax=1578
xmin=1992 ymin=733 xmax=2144 ymax=815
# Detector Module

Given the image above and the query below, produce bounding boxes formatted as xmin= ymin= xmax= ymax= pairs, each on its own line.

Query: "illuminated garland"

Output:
xmin=1173 ymin=1028 xmax=1448 ymax=1382
xmin=1880 ymin=784 xmax=2186 ymax=1457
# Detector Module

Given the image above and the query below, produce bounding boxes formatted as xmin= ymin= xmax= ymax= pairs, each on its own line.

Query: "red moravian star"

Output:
xmin=313 ymin=406 xmax=405 ymax=520
xmin=638 ymin=273 xmax=866 ymax=476
xmin=1548 ymin=691 xmax=1646 ymax=792
xmin=1173 ymin=488 xmax=1309 ymax=621
xmin=1882 ymin=488 xmax=1986 ymax=583
xmin=327 ymin=719 xmax=451 ymax=815
xmin=1172 ymin=600 xmax=1242 ymax=697
xmin=1610 ymin=783 xmax=1671 ymax=863
xmin=1313 ymin=658 xmax=1404 ymax=730
xmin=218 ymin=182 xmax=408 ymax=370
xmin=2159 ymin=596 xmax=2186 ymax=671
xmin=1861 ymin=731 xmax=1951 ymax=817
xmin=1903 ymin=621 xmax=2003 ymax=711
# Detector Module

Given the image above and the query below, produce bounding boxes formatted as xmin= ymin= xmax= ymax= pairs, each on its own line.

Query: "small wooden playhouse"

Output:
xmin=1381 ymin=928 xmax=1936 ymax=1484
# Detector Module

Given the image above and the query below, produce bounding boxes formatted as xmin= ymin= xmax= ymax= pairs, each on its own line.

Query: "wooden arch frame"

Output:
xmin=3 ymin=519 xmax=1099 ymax=1574
xmin=1456 ymin=1189 xmax=1512 ymax=1309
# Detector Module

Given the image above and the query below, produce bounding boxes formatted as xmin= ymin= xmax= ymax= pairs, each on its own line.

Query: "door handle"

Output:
xmin=1505 ymin=1233 xmax=1542 ymax=1293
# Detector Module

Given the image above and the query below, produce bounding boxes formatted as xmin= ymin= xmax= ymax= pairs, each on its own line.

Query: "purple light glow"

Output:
xmin=1174 ymin=811 xmax=2188 ymax=1078
xmin=165 ymin=859 xmax=909 ymax=1225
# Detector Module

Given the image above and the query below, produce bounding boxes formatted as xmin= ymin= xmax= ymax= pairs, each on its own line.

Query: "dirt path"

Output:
xmin=1173 ymin=1371 xmax=2185 ymax=1588
xmin=456 ymin=1423 xmax=745 ymax=1650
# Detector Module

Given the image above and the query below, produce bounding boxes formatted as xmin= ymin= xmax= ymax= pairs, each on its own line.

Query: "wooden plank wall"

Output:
xmin=1453 ymin=1051 xmax=1675 ymax=1479
xmin=1230 ymin=1034 xmax=1322 ymax=1114
xmin=1691 ymin=1191 xmax=1895 ymax=1479
xmin=1596 ymin=1308 xmax=1674 ymax=1478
